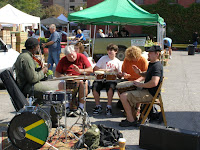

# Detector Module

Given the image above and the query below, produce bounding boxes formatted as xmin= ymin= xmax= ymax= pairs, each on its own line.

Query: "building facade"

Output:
xmin=87 ymin=0 xmax=199 ymax=8
xmin=40 ymin=0 xmax=87 ymax=13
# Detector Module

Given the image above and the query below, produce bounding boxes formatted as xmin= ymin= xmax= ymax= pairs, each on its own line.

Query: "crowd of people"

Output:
xmin=14 ymin=23 xmax=165 ymax=128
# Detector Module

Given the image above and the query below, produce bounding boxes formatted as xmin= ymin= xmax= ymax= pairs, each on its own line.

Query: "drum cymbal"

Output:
xmin=48 ymin=76 xmax=79 ymax=81
xmin=74 ymin=76 xmax=96 ymax=80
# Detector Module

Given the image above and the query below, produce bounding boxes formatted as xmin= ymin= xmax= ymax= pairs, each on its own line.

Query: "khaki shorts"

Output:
xmin=127 ymin=89 xmax=153 ymax=108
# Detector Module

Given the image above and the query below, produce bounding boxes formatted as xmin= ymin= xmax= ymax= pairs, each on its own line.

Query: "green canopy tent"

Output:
xmin=68 ymin=0 xmax=164 ymax=26
xmin=68 ymin=0 xmax=165 ymax=56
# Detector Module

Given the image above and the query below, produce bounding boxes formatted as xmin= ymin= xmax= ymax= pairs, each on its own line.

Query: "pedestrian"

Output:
xmin=42 ymin=24 xmax=61 ymax=70
xmin=163 ymin=37 xmax=172 ymax=59
xmin=192 ymin=31 xmax=199 ymax=47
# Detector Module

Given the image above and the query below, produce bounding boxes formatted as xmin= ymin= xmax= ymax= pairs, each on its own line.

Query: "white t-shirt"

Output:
xmin=95 ymin=55 xmax=122 ymax=73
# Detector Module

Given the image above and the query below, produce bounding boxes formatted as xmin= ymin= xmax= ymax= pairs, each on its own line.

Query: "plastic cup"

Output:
xmin=118 ymin=138 xmax=126 ymax=150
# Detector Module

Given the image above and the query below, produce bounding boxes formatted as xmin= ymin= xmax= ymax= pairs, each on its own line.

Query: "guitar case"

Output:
xmin=0 ymin=69 xmax=28 ymax=112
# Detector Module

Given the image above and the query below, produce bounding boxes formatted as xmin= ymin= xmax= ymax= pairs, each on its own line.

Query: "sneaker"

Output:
xmin=106 ymin=107 xmax=112 ymax=116
xmin=66 ymin=107 xmax=76 ymax=117
xmin=93 ymin=106 xmax=103 ymax=115
xmin=169 ymin=56 xmax=172 ymax=59
xmin=74 ymin=107 xmax=84 ymax=116
xmin=119 ymin=119 xmax=139 ymax=127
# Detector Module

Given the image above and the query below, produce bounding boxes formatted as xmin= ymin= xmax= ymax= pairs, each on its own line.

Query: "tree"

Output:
xmin=42 ymin=4 xmax=68 ymax=19
xmin=0 ymin=0 xmax=43 ymax=17
xmin=74 ymin=3 xmax=87 ymax=12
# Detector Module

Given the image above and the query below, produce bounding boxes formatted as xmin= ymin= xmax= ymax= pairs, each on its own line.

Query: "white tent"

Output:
xmin=0 ymin=4 xmax=40 ymax=24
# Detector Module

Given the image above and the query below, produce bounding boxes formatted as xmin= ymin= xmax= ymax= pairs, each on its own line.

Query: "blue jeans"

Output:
xmin=48 ymin=50 xmax=61 ymax=70
xmin=193 ymin=41 xmax=198 ymax=47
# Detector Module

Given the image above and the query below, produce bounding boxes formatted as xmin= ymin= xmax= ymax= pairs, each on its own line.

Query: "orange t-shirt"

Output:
xmin=122 ymin=56 xmax=148 ymax=81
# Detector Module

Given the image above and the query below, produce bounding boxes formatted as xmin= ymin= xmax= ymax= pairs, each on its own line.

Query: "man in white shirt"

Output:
xmin=92 ymin=43 xmax=122 ymax=116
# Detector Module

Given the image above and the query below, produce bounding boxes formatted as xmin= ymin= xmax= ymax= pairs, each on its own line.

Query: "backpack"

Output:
xmin=74 ymin=124 xmax=100 ymax=150
xmin=97 ymin=124 xmax=123 ymax=147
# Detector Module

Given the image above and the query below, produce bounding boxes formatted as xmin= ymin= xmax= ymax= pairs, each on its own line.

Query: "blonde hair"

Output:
xmin=77 ymin=29 xmax=82 ymax=34
xmin=75 ymin=42 xmax=84 ymax=53
xmin=125 ymin=46 xmax=141 ymax=61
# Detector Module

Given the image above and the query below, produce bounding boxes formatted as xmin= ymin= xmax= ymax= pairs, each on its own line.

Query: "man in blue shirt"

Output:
xmin=163 ymin=37 xmax=172 ymax=59
xmin=42 ymin=24 xmax=61 ymax=70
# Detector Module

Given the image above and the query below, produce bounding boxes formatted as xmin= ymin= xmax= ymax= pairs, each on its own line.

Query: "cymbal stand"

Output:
xmin=48 ymin=80 xmax=80 ymax=146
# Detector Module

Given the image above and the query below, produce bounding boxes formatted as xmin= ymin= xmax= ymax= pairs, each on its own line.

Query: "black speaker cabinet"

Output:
xmin=139 ymin=123 xmax=200 ymax=150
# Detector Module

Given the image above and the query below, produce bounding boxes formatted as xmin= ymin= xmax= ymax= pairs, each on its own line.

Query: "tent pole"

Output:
xmin=39 ymin=23 xmax=41 ymax=37
xmin=67 ymin=22 xmax=70 ymax=46
xmin=89 ymin=25 xmax=91 ymax=55
xmin=92 ymin=25 xmax=96 ymax=59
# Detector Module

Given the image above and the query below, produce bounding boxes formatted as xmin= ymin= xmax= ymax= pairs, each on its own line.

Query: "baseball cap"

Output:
xmin=146 ymin=45 xmax=161 ymax=52
xmin=25 ymin=38 xmax=39 ymax=48
xmin=64 ymin=45 xmax=75 ymax=55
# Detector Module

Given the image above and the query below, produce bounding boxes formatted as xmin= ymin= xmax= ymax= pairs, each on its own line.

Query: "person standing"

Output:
xmin=42 ymin=24 xmax=61 ymax=70
xmin=192 ymin=31 xmax=199 ymax=47
xmin=163 ymin=37 xmax=172 ymax=59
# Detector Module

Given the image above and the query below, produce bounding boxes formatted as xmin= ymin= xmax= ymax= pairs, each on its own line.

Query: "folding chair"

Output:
xmin=139 ymin=77 xmax=167 ymax=126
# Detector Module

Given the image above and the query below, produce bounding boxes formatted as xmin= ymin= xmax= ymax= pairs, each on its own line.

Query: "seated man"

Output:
xmin=92 ymin=43 xmax=122 ymax=116
xmin=14 ymin=38 xmax=59 ymax=127
xmin=55 ymin=45 xmax=93 ymax=116
xmin=119 ymin=45 xmax=163 ymax=127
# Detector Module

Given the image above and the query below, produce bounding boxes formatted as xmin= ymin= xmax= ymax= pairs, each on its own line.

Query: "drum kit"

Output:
xmin=6 ymin=74 xmax=95 ymax=150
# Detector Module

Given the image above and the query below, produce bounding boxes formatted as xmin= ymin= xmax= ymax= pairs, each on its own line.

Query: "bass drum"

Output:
xmin=7 ymin=107 xmax=51 ymax=150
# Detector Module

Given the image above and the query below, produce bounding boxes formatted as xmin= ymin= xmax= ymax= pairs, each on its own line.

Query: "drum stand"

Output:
xmin=68 ymin=73 xmax=91 ymax=148
xmin=48 ymin=81 xmax=80 ymax=146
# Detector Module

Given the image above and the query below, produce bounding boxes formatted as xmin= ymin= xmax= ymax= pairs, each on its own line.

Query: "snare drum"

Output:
xmin=105 ymin=71 xmax=117 ymax=80
xmin=94 ymin=71 xmax=105 ymax=80
xmin=116 ymin=81 xmax=137 ymax=94
xmin=7 ymin=107 xmax=51 ymax=150
xmin=43 ymin=91 xmax=65 ymax=103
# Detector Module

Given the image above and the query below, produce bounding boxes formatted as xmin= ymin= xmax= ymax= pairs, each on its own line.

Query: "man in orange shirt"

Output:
xmin=122 ymin=46 xmax=148 ymax=81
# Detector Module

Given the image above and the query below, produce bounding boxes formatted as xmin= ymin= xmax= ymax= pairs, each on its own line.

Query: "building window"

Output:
xmin=134 ymin=0 xmax=144 ymax=5
xmin=169 ymin=0 xmax=178 ymax=4
xmin=70 ymin=6 xmax=75 ymax=11
xmin=43 ymin=0 xmax=48 ymax=2
xmin=70 ymin=0 xmax=75 ymax=2
xmin=196 ymin=0 xmax=200 ymax=3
